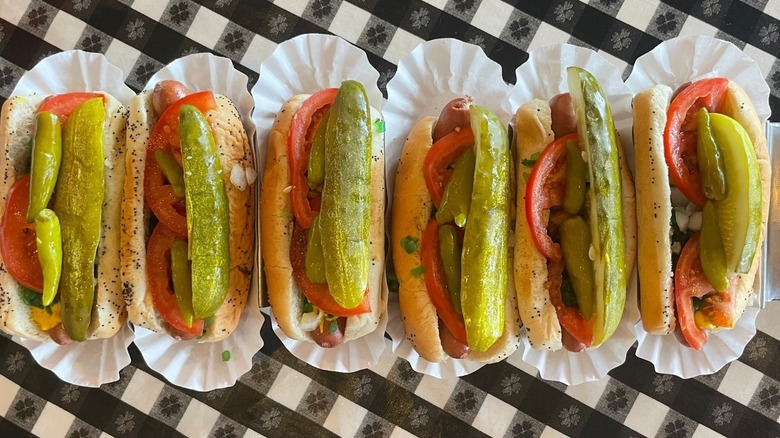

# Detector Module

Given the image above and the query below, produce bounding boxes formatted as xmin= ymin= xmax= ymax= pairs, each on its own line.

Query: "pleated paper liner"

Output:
xmin=251 ymin=34 xmax=388 ymax=372
xmin=626 ymin=35 xmax=770 ymax=378
xmin=9 ymin=50 xmax=136 ymax=387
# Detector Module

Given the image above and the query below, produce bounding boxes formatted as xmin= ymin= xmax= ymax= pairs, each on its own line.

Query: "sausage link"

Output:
xmin=549 ymin=93 xmax=577 ymax=139
xmin=47 ymin=323 xmax=74 ymax=345
xmin=310 ymin=317 xmax=346 ymax=348
xmin=152 ymin=80 xmax=190 ymax=116
xmin=163 ymin=321 xmax=199 ymax=340
xmin=439 ymin=318 xmax=469 ymax=359
xmin=561 ymin=327 xmax=586 ymax=352
xmin=432 ymin=97 xmax=473 ymax=142
xmin=671 ymin=81 xmax=691 ymax=102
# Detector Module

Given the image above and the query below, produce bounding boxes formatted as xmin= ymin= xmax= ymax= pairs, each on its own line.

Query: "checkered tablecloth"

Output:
xmin=1 ymin=1 xmax=780 ymax=437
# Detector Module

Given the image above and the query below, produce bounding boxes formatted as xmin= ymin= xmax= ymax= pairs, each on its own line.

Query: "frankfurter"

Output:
xmin=633 ymin=78 xmax=769 ymax=349
xmin=0 ymin=92 xmax=128 ymax=343
xmin=514 ymin=67 xmax=637 ymax=352
xmin=121 ymin=80 xmax=255 ymax=342
xmin=261 ymin=81 xmax=386 ymax=348
xmin=391 ymin=97 xmax=521 ymax=362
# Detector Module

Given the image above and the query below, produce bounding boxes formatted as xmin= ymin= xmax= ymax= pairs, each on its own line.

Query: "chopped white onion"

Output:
xmin=230 ymin=164 xmax=247 ymax=190
xmin=670 ymin=187 xmax=688 ymax=207
xmin=688 ymin=211 xmax=703 ymax=231
xmin=245 ymin=167 xmax=257 ymax=185
xmin=675 ymin=209 xmax=690 ymax=232
xmin=671 ymin=241 xmax=682 ymax=254
xmin=299 ymin=309 xmax=324 ymax=332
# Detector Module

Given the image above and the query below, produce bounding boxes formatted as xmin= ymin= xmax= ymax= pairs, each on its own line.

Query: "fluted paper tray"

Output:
xmin=760 ymin=121 xmax=779 ymax=308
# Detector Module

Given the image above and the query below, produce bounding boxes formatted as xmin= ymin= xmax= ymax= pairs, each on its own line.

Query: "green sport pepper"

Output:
xmin=307 ymin=111 xmax=329 ymax=191
xmin=699 ymin=201 xmax=729 ymax=292
xmin=560 ymin=216 xmax=594 ymax=319
xmin=438 ymin=224 xmax=462 ymax=314
xmin=155 ymin=149 xmax=186 ymax=198
xmin=27 ymin=111 xmax=61 ymax=222
xmin=179 ymin=104 xmax=230 ymax=319
xmin=34 ymin=208 xmax=62 ymax=308
xmin=460 ymin=105 xmax=510 ymax=352
xmin=697 ymin=108 xmax=726 ymax=201
xmin=567 ymin=67 xmax=626 ymax=346
xmin=436 ymin=148 xmax=475 ymax=227
xmin=319 ymin=81 xmax=372 ymax=309
xmin=171 ymin=240 xmax=195 ymax=328
xmin=563 ymin=139 xmax=586 ymax=215
xmin=54 ymin=98 xmax=105 ymax=341
xmin=305 ymin=214 xmax=327 ymax=284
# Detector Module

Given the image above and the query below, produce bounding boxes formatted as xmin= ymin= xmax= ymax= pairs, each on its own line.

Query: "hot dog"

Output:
xmin=514 ymin=67 xmax=637 ymax=351
xmin=121 ymin=80 xmax=255 ymax=342
xmin=633 ymin=78 xmax=769 ymax=349
xmin=391 ymin=97 xmax=521 ymax=363
xmin=260 ymin=81 xmax=386 ymax=348
xmin=0 ymin=92 xmax=128 ymax=343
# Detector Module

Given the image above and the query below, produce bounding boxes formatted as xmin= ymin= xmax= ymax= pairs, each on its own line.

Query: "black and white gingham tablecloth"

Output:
xmin=1 ymin=0 xmax=780 ymax=437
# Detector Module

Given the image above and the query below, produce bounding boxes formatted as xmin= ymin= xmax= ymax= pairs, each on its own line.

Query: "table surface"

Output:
xmin=1 ymin=0 xmax=780 ymax=437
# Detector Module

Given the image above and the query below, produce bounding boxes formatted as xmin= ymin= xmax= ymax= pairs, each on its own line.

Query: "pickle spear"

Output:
xmin=567 ymin=67 xmax=625 ymax=346
xmin=54 ymin=98 xmax=105 ymax=341
xmin=460 ymin=105 xmax=510 ymax=352
xmin=320 ymin=81 xmax=372 ymax=309
xmin=179 ymin=104 xmax=230 ymax=319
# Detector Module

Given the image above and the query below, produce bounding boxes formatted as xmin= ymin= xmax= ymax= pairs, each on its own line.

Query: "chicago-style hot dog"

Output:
xmin=514 ymin=67 xmax=637 ymax=352
xmin=261 ymin=81 xmax=386 ymax=348
xmin=633 ymin=78 xmax=769 ymax=349
xmin=391 ymin=97 xmax=521 ymax=362
xmin=0 ymin=92 xmax=128 ymax=344
xmin=121 ymin=80 xmax=255 ymax=342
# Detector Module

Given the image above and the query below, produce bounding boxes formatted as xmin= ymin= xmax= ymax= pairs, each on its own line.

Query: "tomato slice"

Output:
xmin=144 ymin=91 xmax=217 ymax=237
xmin=421 ymin=219 xmax=468 ymax=346
xmin=422 ymin=128 xmax=474 ymax=207
xmin=146 ymin=222 xmax=205 ymax=336
xmin=38 ymin=92 xmax=105 ymax=125
xmin=664 ymin=78 xmax=729 ymax=208
xmin=290 ymin=222 xmax=371 ymax=317
xmin=288 ymin=88 xmax=338 ymax=229
xmin=547 ymin=259 xmax=592 ymax=347
xmin=675 ymin=233 xmax=714 ymax=350
xmin=0 ymin=175 xmax=44 ymax=291
xmin=525 ymin=133 xmax=576 ymax=262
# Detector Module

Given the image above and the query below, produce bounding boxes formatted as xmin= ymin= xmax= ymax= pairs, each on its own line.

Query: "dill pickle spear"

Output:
xmin=179 ymin=104 xmax=230 ymax=319
xmin=308 ymin=111 xmax=329 ymax=191
xmin=320 ymin=81 xmax=372 ymax=309
xmin=567 ymin=67 xmax=625 ymax=346
xmin=54 ymin=98 xmax=105 ymax=341
xmin=460 ymin=105 xmax=510 ymax=352
xmin=697 ymin=108 xmax=726 ymax=201
xmin=563 ymin=139 xmax=586 ymax=215
xmin=305 ymin=214 xmax=327 ymax=284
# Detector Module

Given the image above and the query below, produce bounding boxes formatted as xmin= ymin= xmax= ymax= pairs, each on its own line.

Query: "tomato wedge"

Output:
xmin=548 ymin=259 xmax=592 ymax=347
xmin=421 ymin=219 xmax=468 ymax=346
xmin=423 ymin=128 xmax=474 ymax=207
xmin=288 ymin=88 xmax=338 ymax=229
xmin=147 ymin=222 xmax=205 ymax=336
xmin=38 ymin=92 xmax=105 ymax=125
xmin=144 ymin=91 xmax=217 ymax=237
xmin=525 ymin=133 xmax=577 ymax=262
xmin=664 ymin=78 xmax=729 ymax=208
xmin=675 ymin=233 xmax=714 ymax=350
xmin=290 ymin=222 xmax=371 ymax=317
xmin=0 ymin=175 xmax=44 ymax=291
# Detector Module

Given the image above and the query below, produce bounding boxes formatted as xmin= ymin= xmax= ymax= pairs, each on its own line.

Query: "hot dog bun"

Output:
xmin=391 ymin=116 xmax=521 ymax=363
xmin=0 ymin=93 xmax=128 ymax=342
xmin=633 ymin=81 xmax=770 ymax=335
xmin=260 ymin=94 xmax=386 ymax=344
xmin=121 ymin=90 xmax=255 ymax=342
xmin=513 ymin=98 xmax=637 ymax=350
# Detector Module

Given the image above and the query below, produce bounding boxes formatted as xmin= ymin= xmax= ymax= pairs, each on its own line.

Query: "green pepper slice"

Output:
xmin=709 ymin=113 xmax=762 ymax=274
xmin=699 ymin=201 xmax=729 ymax=291
xmin=438 ymin=224 xmax=462 ymax=314
xmin=27 ymin=112 xmax=62 ymax=222
xmin=171 ymin=240 xmax=195 ymax=328
xmin=319 ymin=81 xmax=372 ymax=309
xmin=563 ymin=139 xmax=586 ymax=215
xmin=34 ymin=208 xmax=62 ymax=307
xmin=567 ymin=67 xmax=626 ymax=346
xmin=54 ymin=98 xmax=105 ymax=341
xmin=179 ymin=104 xmax=230 ymax=319
xmin=435 ymin=148 xmax=475 ymax=226
xmin=307 ymin=111 xmax=329 ymax=191
xmin=697 ymin=108 xmax=726 ymax=201
xmin=155 ymin=149 xmax=186 ymax=198
xmin=460 ymin=105 xmax=510 ymax=352
xmin=305 ymin=214 xmax=327 ymax=284
xmin=560 ymin=216 xmax=594 ymax=319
